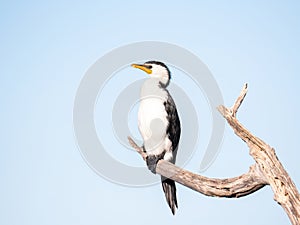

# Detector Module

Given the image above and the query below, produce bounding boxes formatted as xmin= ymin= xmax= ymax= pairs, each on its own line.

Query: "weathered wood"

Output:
xmin=128 ymin=136 xmax=267 ymax=198
xmin=157 ymin=161 xmax=266 ymax=198
xmin=128 ymin=83 xmax=300 ymax=225
xmin=230 ymin=83 xmax=248 ymax=117
xmin=218 ymin=105 xmax=300 ymax=225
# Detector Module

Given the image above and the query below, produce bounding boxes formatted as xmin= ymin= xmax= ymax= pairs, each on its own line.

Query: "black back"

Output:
xmin=164 ymin=90 xmax=181 ymax=158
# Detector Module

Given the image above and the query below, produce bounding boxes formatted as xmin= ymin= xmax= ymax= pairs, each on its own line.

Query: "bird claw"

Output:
xmin=146 ymin=155 xmax=158 ymax=174
xmin=146 ymin=152 xmax=165 ymax=174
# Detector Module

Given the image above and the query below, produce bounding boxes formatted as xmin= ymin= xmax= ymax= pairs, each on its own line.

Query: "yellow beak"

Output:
xmin=131 ymin=64 xmax=152 ymax=74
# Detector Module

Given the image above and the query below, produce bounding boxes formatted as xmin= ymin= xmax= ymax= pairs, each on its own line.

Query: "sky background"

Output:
xmin=1 ymin=1 xmax=300 ymax=225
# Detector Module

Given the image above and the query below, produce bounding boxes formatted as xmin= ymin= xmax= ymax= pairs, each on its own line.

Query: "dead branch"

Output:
xmin=218 ymin=84 xmax=300 ymax=225
xmin=128 ymin=136 xmax=266 ymax=197
xmin=128 ymin=83 xmax=300 ymax=225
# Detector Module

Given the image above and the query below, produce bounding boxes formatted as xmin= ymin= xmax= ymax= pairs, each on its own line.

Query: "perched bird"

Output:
xmin=131 ymin=61 xmax=181 ymax=214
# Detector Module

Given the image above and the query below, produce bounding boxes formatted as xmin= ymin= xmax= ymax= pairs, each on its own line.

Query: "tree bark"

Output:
xmin=128 ymin=83 xmax=300 ymax=225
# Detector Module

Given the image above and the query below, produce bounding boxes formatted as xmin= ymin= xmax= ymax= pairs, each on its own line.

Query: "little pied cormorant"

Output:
xmin=131 ymin=61 xmax=181 ymax=215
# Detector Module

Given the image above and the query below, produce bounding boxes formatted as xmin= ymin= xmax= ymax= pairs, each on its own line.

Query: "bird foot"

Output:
xmin=146 ymin=153 xmax=164 ymax=174
xmin=146 ymin=155 xmax=158 ymax=174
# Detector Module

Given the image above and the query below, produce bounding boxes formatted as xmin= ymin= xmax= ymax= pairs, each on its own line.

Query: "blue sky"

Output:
xmin=1 ymin=1 xmax=300 ymax=225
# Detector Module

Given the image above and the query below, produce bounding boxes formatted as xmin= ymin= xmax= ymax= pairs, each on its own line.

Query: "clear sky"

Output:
xmin=1 ymin=1 xmax=300 ymax=225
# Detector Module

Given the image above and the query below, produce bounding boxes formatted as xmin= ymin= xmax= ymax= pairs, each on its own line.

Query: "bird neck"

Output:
xmin=153 ymin=77 xmax=169 ymax=89
xmin=152 ymin=76 xmax=169 ymax=88
xmin=140 ymin=78 xmax=169 ymax=99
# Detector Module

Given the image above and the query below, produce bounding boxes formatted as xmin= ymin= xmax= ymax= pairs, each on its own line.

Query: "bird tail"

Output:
xmin=161 ymin=176 xmax=178 ymax=215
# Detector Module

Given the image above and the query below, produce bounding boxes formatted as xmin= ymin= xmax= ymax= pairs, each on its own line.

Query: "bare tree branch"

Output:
xmin=128 ymin=84 xmax=300 ymax=225
xmin=128 ymin=136 xmax=266 ymax=197
xmin=230 ymin=83 xmax=248 ymax=117
xmin=128 ymin=137 xmax=147 ymax=160
xmin=218 ymin=85 xmax=300 ymax=225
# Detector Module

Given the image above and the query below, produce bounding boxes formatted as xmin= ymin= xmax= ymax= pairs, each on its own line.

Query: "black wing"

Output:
xmin=164 ymin=91 xmax=181 ymax=157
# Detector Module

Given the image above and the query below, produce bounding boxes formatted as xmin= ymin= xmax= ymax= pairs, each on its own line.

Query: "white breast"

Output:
xmin=138 ymin=78 xmax=170 ymax=156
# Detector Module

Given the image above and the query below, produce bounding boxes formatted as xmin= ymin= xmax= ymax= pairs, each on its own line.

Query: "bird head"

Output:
xmin=131 ymin=61 xmax=171 ymax=87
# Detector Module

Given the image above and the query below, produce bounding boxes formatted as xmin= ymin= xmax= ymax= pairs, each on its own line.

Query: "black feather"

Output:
xmin=161 ymin=177 xmax=178 ymax=215
xmin=164 ymin=91 xmax=181 ymax=155
xmin=161 ymin=88 xmax=181 ymax=214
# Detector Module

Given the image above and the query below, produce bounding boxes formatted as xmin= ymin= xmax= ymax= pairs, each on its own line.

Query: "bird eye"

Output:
xmin=147 ymin=65 xmax=152 ymax=69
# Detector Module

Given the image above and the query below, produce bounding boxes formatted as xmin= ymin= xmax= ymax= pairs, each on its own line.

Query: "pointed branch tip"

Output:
xmin=231 ymin=83 xmax=248 ymax=117
xmin=127 ymin=136 xmax=147 ymax=160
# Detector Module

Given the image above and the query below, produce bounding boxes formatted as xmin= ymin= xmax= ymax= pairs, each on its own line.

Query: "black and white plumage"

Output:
xmin=131 ymin=61 xmax=181 ymax=214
